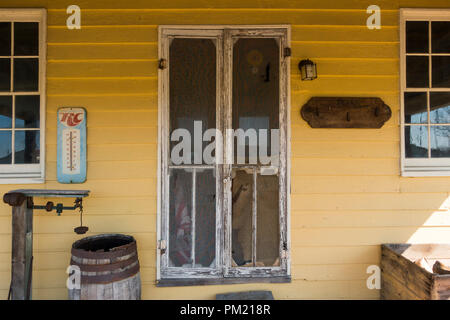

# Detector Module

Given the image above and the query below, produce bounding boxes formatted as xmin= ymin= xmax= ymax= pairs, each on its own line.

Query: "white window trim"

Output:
xmin=157 ymin=25 xmax=291 ymax=283
xmin=400 ymin=9 xmax=450 ymax=177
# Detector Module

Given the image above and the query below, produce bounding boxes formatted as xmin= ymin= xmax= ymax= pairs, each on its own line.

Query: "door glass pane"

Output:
xmin=406 ymin=21 xmax=429 ymax=53
xmin=0 ymin=23 xmax=11 ymax=56
xmin=14 ymin=23 xmax=39 ymax=56
xmin=432 ymin=56 xmax=450 ymax=88
xmin=431 ymin=126 xmax=450 ymax=157
xmin=406 ymin=56 xmax=429 ymax=88
xmin=232 ymin=38 xmax=279 ymax=165
xmin=195 ymin=169 xmax=216 ymax=268
xmin=405 ymin=126 xmax=428 ymax=158
xmin=430 ymin=92 xmax=450 ymax=124
xmin=14 ymin=58 xmax=39 ymax=92
xmin=169 ymin=169 xmax=193 ymax=267
xmin=0 ymin=131 xmax=12 ymax=164
xmin=0 ymin=96 xmax=12 ymax=128
xmin=15 ymin=95 xmax=40 ymax=128
xmin=14 ymin=130 xmax=40 ymax=164
xmin=232 ymin=169 xmax=253 ymax=267
xmin=256 ymin=174 xmax=279 ymax=267
xmin=0 ymin=58 xmax=11 ymax=91
xmin=169 ymin=38 xmax=216 ymax=165
xmin=432 ymin=21 xmax=450 ymax=53
xmin=404 ymin=92 xmax=427 ymax=124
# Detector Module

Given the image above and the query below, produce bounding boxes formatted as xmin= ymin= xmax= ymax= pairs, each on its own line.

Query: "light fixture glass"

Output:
xmin=298 ymin=59 xmax=317 ymax=81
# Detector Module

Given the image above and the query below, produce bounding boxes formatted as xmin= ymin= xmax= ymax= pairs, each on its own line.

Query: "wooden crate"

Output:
xmin=381 ymin=244 xmax=450 ymax=300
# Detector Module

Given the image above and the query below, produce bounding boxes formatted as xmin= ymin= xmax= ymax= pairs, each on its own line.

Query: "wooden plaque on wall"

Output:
xmin=301 ymin=97 xmax=392 ymax=128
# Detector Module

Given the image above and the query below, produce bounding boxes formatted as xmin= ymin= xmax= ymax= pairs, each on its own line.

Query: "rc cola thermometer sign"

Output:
xmin=57 ymin=108 xmax=87 ymax=183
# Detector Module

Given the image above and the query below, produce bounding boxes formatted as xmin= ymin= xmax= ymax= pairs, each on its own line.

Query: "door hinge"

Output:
xmin=284 ymin=47 xmax=291 ymax=58
xmin=158 ymin=58 xmax=167 ymax=70
xmin=158 ymin=240 xmax=167 ymax=254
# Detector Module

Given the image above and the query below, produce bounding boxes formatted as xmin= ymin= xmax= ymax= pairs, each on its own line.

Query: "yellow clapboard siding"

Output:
xmin=46 ymin=160 xmax=157 ymax=180
xmin=291 ymin=141 xmax=399 ymax=158
xmin=47 ymin=127 xmax=157 ymax=144
xmin=292 ymin=77 xmax=399 ymax=93
xmin=291 ymin=264 xmax=372 ymax=281
xmin=47 ymin=110 xmax=158 ymax=128
xmin=290 ymin=158 xmax=399 ymax=176
xmin=46 ymin=10 xmax=399 ymax=27
xmin=48 ymin=43 xmax=157 ymax=60
xmin=291 ymin=126 xmax=399 ymax=142
xmin=291 ymin=175 xmax=401 ymax=193
xmin=292 ymin=25 xmax=398 ymax=42
xmin=47 ymin=95 xmax=157 ymax=112
xmin=5 ymin=0 xmax=450 ymax=10
xmin=292 ymin=42 xmax=398 ymax=59
xmin=291 ymin=226 xmax=450 ymax=246
xmin=290 ymin=245 xmax=380 ymax=265
xmin=48 ymin=60 xmax=158 ymax=77
xmin=291 ymin=211 xmax=450 ymax=228
xmin=290 ymin=59 xmax=399 ymax=76
xmin=291 ymin=193 xmax=450 ymax=211
xmin=48 ymin=26 xmax=158 ymax=43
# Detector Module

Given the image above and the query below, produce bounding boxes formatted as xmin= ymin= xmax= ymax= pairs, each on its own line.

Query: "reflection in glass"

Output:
xmin=432 ymin=56 xmax=450 ymax=88
xmin=14 ymin=23 xmax=39 ymax=56
xmin=406 ymin=56 xmax=429 ymax=88
xmin=169 ymin=169 xmax=192 ymax=267
xmin=404 ymin=92 xmax=427 ymax=123
xmin=0 ymin=131 xmax=12 ymax=164
xmin=406 ymin=21 xmax=429 ymax=53
xmin=0 ymin=96 xmax=12 ymax=128
xmin=14 ymin=130 xmax=40 ymax=164
xmin=15 ymin=95 xmax=40 ymax=128
xmin=405 ymin=126 xmax=428 ymax=158
xmin=169 ymin=39 xmax=216 ymax=165
xmin=256 ymin=174 xmax=280 ymax=267
xmin=432 ymin=21 xmax=450 ymax=53
xmin=0 ymin=23 xmax=11 ymax=56
xmin=430 ymin=92 xmax=450 ymax=124
xmin=195 ymin=170 xmax=216 ymax=268
xmin=232 ymin=169 xmax=253 ymax=267
xmin=233 ymin=38 xmax=279 ymax=165
xmin=0 ymin=59 xmax=11 ymax=92
xmin=431 ymin=126 xmax=450 ymax=158
xmin=14 ymin=58 xmax=39 ymax=92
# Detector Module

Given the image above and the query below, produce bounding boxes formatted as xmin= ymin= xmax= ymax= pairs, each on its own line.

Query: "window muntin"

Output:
xmin=159 ymin=27 xmax=289 ymax=281
xmin=0 ymin=10 xmax=45 ymax=182
xmin=401 ymin=10 xmax=450 ymax=175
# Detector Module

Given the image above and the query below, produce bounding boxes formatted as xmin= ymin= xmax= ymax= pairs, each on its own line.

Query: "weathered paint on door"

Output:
xmin=0 ymin=0 xmax=449 ymax=299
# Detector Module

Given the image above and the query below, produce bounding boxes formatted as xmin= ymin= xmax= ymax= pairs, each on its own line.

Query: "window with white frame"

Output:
xmin=0 ymin=9 xmax=46 ymax=183
xmin=401 ymin=9 xmax=450 ymax=176
xmin=158 ymin=26 xmax=290 ymax=284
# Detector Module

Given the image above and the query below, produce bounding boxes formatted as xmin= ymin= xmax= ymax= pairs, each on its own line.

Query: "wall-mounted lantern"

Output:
xmin=298 ymin=59 xmax=317 ymax=81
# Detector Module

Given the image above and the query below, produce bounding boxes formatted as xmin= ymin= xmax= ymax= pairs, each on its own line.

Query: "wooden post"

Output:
xmin=10 ymin=196 xmax=33 ymax=300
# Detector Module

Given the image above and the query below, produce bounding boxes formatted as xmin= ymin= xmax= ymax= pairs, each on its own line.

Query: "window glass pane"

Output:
xmin=256 ymin=174 xmax=279 ymax=267
xmin=404 ymin=92 xmax=427 ymax=123
xmin=0 ymin=23 xmax=11 ymax=56
xmin=431 ymin=126 xmax=450 ymax=157
xmin=432 ymin=21 xmax=450 ymax=53
xmin=430 ymin=92 xmax=450 ymax=124
xmin=14 ymin=130 xmax=40 ymax=164
xmin=15 ymin=95 xmax=40 ymax=128
xmin=195 ymin=169 xmax=216 ymax=268
xmin=0 ymin=131 xmax=12 ymax=164
xmin=233 ymin=38 xmax=280 ymax=165
xmin=168 ymin=169 xmax=193 ymax=267
xmin=432 ymin=56 xmax=450 ymax=88
xmin=14 ymin=22 xmax=39 ymax=56
xmin=232 ymin=169 xmax=253 ymax=267
xmin=0 ymin=58 xmax=11 ymax=91
xmin=405 ymin=126 xmax=428 ymax=158
xmin=14 ymin=58 xmax=38 ymax=92
xmin=0 ymin=96 xmax=12 ymax=128
xmin=406 ymin=21 xmax=429 ymax=53
xmin=169 ymin=39 xmax=216 ymax=165
xmin=406 ymin=56 xmax=429 ymax=88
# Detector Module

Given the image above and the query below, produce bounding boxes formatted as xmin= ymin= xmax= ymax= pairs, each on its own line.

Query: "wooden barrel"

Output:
xmin=69 ymin=234 xmax=141 ymax=300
